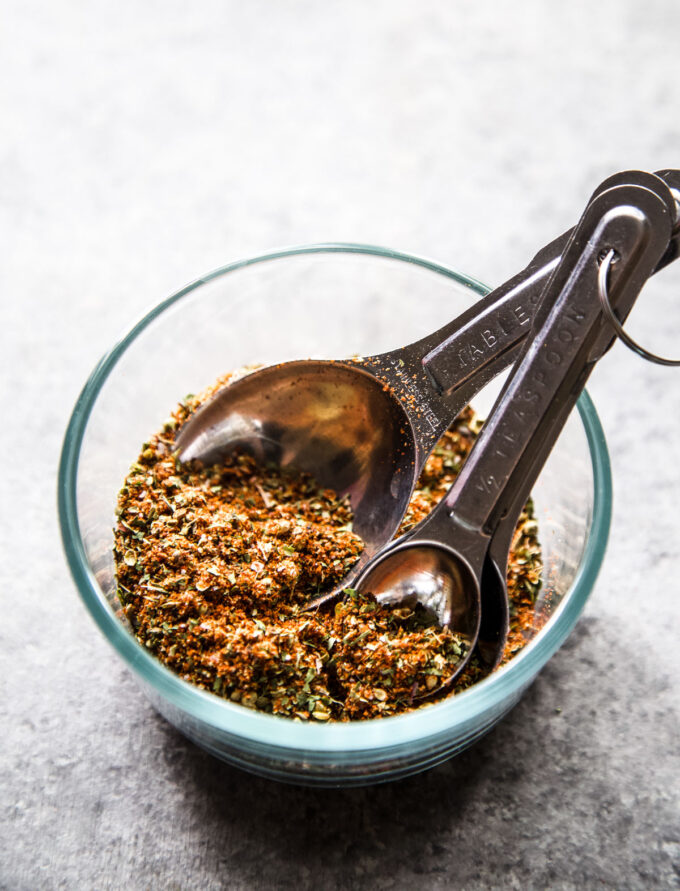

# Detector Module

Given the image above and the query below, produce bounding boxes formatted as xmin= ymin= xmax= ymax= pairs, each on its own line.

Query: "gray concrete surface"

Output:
xmin=2 ymin=1 xmax=679 ymax=888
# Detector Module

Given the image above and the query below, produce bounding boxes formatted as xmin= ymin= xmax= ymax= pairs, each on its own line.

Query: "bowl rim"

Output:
xmin=58 ymin=242 xmax=612 ymax=754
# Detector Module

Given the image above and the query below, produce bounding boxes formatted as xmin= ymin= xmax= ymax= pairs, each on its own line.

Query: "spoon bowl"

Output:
xmin=356 ymin=542 xmax=480 ymax=633
xmin=175 ymin=359 xmax=418 ymax=582
xmin=356 ymin=541 xmax=481 ymax=697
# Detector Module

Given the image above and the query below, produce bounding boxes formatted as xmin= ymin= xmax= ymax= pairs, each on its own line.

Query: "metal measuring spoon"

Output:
xmin=354 ymin=171 xmax=676 ymax=694
xmin=175 ymin=170 xmax=679 ymax=602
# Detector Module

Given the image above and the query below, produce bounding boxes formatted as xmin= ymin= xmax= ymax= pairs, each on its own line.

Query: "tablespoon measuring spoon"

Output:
xmin=176 ymin=170 xmax=680 ymax=602
xmin=353 ymin=171 xmax=675 ymax=693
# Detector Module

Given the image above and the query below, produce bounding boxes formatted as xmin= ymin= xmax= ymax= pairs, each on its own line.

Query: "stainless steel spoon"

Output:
xmin=354 ymin=170 xmax=676 ymax=694
xmin=176 ymin=170 xmax=680 ymax=612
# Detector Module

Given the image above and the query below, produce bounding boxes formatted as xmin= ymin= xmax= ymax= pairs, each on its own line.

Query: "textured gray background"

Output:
xmin=2 ymin=1 xmax=680 ymax=888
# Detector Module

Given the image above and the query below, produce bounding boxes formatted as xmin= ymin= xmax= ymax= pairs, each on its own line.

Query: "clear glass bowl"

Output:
xmin=58 ymin=244 xmax=612 ymax=786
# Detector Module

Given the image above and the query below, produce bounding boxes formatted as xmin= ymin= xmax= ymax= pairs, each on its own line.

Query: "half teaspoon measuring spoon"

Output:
xmin=353 ymin=170 xmax=675 ymax=694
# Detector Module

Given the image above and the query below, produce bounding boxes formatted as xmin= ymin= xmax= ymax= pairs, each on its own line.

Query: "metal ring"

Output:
xmin=598 ymin=248 xmax=680 ymax=366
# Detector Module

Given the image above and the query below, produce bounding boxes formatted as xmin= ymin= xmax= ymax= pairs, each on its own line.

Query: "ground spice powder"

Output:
xmin=114 ymin=370 xmax=543 ymax=721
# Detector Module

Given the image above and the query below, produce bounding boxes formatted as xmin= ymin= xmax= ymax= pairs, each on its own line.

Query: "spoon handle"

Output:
xmin=365 ymin=169 xmax=680 ymax=466
xmin=440 ymin=172 xmax=674 ymax=539
xmin=413 ymin=169 xmax=679 ymax=396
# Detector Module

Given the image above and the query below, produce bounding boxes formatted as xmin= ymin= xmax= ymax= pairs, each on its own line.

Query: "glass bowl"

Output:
xmin=58 ymin=244 xmax=612 ymax=786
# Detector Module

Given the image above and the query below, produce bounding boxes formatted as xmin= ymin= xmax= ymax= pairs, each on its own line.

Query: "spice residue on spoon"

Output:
xmin=114 ymin=370 xmax=542 ymax=721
